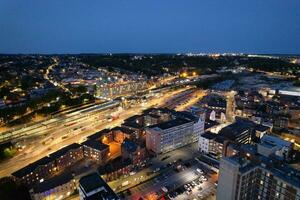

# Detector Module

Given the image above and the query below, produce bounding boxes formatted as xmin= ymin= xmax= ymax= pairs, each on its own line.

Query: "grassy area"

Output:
xmin=0 ymin=147 xmax=17 ymax=162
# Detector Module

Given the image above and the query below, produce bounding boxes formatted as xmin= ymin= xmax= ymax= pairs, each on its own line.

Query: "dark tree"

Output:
xmin=0 ymin=177 xmax=31 ymax=200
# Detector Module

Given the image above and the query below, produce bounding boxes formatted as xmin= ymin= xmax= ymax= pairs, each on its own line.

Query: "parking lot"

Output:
xmin=170 ymin=176 xmax=216 ymax=200
xmin=164 ymin=167 xmax=216 ymax=200
xmin=119 ymin=158 xmax=217 ymax=200
xmin=109 ymin=143 xmax=199 ymax=193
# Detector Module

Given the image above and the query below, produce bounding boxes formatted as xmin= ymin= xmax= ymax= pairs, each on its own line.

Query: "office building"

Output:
xmin=96 ymin=81 xmax=148 ymax=98
xmin=218 ymin=120 xmax=254 ymax=144
xmin=198 ymin=131 xmax=225 ymax=156
xmin=146 ymin=118 xmax=195 ymax=154
xmin=257 ymin=134 xmax=293 ymax=159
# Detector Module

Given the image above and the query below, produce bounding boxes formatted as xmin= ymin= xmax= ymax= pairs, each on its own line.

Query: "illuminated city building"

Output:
xmin=198 ymin=131 xmax=225 ymax=156
xmin=82 ymin=139 xmax=109 ymax=164
xmin=12 ymin=143 xmax=83 ymax=186
xmin=121 ymin=138 xmax=146 ymax=165
xmin=12 ymin=156 xmax=57 ymax=186
xmin=95 ymin=81 xmax=148 ymax=98
xmin=146 ymin=114 xmax=204 ymax=154
xmin=217 ymin=136 xmax=299 ymax=200
xmin=49 ymin=143 xmax=84 ymax=171
xmin=30 ymin=173 xmax=77 ymax=200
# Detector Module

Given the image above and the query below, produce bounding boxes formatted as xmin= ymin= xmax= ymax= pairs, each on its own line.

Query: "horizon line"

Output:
xmin=0 ymin=52 xmax=300 ymax=56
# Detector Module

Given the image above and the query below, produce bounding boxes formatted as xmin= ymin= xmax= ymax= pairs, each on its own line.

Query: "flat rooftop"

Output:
xmin=49 ymin=143 xmax=81 ymax=159
xmin=149 ymin=117 xmax=192 ymax=130
xmin=82 ymin=139 xmax=109 ymax=151
xmin=201 ymin=132 xmax=217 ymax=140
xmin=33 ymin=172 xmax=74 ymax=193
xmin=79 ymin=173 xmax=105 ymax=193
xmin=12 ymin=156 xmax=54 ymax=178
xmin=79 ymin=172 xmax=119 ymax=199
xmin=219 ymin=120 xmax=254 ymax=138
xmin=260 ymin=134 xmax=292 ymax=148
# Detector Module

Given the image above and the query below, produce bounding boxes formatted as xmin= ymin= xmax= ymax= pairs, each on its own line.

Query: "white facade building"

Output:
xmin=198 ymin=132 xmax=224 ymax=155
xmin=198 ymin=132 xmax=216 ymax=154
xmin=146 ymin=116 xmax=204 ymax=154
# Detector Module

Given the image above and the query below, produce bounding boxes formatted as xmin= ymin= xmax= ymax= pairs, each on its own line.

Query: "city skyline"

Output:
xmin=1 ymin=1 xmax=300 ymax=200
xmin=0 ymin=53 xmax=299 ymax=200
xmin=1 ymin=0 xmax=300 ymax=54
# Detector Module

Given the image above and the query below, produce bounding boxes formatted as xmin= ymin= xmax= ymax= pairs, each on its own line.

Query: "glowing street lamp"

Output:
xmin=102 ymin=136 xmax=108 ymax=144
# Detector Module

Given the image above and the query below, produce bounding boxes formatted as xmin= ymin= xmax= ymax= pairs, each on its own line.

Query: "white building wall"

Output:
xmin=198 ymin=137 xmax=209 ymax=153
xmin=146 ymin=121 xmax=195 ymax=154
xmin=194 ymin=116 xmax=205 ymax=137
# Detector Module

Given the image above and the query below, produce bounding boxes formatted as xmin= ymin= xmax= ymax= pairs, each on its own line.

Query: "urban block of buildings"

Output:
xmin=146 ymin=110 xmax=205 ymax=154
xmin=198 ymin=119 xmax=270 ymax=158
xmin=217 ymin=135 xmax=299 ymax=200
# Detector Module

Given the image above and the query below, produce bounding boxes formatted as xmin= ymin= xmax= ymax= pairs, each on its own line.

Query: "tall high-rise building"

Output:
xmin=217 ymin=136 xmax=299 ymax=200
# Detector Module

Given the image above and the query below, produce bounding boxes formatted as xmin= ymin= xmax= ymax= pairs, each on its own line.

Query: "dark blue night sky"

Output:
xmin=1 ymin=0 xmax=300 ymax=54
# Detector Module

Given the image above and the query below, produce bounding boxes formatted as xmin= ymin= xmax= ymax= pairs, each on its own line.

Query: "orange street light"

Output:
xmin=102 ymin=136 xmax=108 ymax=144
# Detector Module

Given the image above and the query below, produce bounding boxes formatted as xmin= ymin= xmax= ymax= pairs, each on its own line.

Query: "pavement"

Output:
xmin=174 ymin=180 xmax=216 ymax=200
xmin=122 ymin=158 xmax=216 ymax=200
xmin=127 ymin=168 xmax=196 ymax=200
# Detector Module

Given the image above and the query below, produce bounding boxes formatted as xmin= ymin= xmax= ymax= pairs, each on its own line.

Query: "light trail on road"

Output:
xmin=0 ymin=88 xmax=190 ymax=178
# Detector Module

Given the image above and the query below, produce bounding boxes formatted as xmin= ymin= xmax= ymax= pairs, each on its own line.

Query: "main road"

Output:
xmin=0 ymin=88 xmax=188 ymax=178
xmin=44 ymin=57 xmax=71 ymax=94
